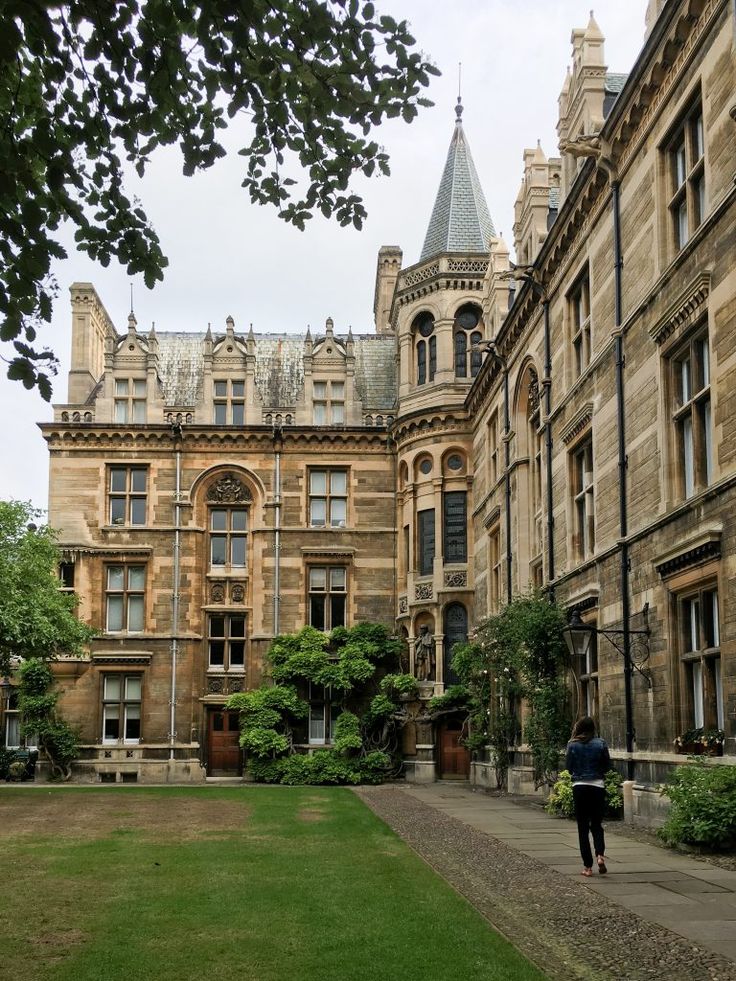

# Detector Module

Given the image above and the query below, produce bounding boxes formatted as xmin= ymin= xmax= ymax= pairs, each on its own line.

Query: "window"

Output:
xmin=413 ymin=312 xmax=435 ymax=385
xmin=208 ymin=614 xmax=246 ymax=670
xmin=308 ymin=567 xmax=347 ymax=631
xmin=59 ymin=562 xmax=75 ymax=591
xmin=313 ymin=381 xmax=344 ymax=425
xmin=213 ymin=379 xmax=245 ymax=425
xmin=576 ymin=630 xmax=599 ymax=720
xmin=4 ymin=690 xmax=20 ymax=749
xmin=114 ymin=379 xmax=147 ymax=424
xmin=679 ymin=586 xmax=722 ymax=730
xmin=210 ymin=507 xmax=248 ymax=567
xmin=308 ymin=682 xmax=341 ymax=745
xmin=443 ymin=491 xmax=467 ymax=563
xmin=102 ymin=674 xmax=142 ymax=743
xmin=403 ymin=524 xmax=410 ymax=576
xmin=309 ymin=470 xmax=347 ymax=527
xmin=572 ymin=438 xmax=595 ymax=559
xmin=668 ymin=102 xmax=705 ymax=251
xmin=106 ymin=565 xmax=145 ymax=632
xmin=570 ymin=271 xmax=591 ymax=377
xmin=109 ymin=466 xmax=147 ymax=525
xmin=453 ymin=304 xmax=484 ymax=378
xmin=671 ymin=330 xmax=712 ymax=498
xmin=417 ymin=508 xmax=435 ymax=576
xmin=488 ymin=526 xmax=501 ymax=614
xmin=529 ymin=388 xmax=543 ymax=558
xmin=488 ymin=410 xmax=499 ymax=487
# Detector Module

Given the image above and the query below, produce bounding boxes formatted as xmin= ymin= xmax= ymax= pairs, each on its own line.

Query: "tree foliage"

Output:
xmin=17 ymin=657 xmax=80 ymax=780
xmin=1 ymin=0 xmax=437 ymax=396
xmin=0 ymin=500 xmax=95 ymax=675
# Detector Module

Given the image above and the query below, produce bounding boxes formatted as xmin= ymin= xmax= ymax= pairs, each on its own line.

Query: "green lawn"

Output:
xmin=0 ymin=786 xmax=544 ymax=981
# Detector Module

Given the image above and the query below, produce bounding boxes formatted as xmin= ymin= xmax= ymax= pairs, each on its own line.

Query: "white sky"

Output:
xmin=0 ymin=0 xmax=648 ymax=512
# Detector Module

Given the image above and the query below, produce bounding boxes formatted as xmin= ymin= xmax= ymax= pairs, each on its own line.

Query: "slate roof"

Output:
xmin=153 ymin=331 xmax=396 ymax=412
xmin=419 ymin=104 xmax=495 ymax=262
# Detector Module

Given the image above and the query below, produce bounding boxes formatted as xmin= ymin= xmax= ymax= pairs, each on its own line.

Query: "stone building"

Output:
xmin=3 ymin=0 xmax=734 ymax=808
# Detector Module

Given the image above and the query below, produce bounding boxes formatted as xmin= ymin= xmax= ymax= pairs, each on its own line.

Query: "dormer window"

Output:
xmin=313 ymin=381 xmax=344 ymax=424
xmin=454 ymin=305 xmax=483 ymax=378
xmin=413 ymin=312 xmax=435 ymax=385
xmin=214 ymin=380 xmax=245 ymax=425
xmin=114 ymin=379 xmax=146 ymax=424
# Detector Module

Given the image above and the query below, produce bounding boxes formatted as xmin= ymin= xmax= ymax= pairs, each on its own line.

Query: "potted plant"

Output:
xmin=674 ymin=727 xmax=724 ymax=756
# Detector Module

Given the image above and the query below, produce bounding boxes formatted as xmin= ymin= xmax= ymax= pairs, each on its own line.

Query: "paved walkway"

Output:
xmin=403 ymin=782 xmax=736 ymax=966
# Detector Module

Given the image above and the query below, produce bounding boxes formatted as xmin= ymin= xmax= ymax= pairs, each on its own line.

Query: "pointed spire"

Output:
xmin=127 ymin=310 xmax=137 ymax=334
xmin=419 ymin=104 xmax=495 ymax=262
xmin=325 ymin=316 xmax=334 ymax=337
xmin=205 ymin=323 xmax=212 ymax=341
xmin=585 ymin=10 xmax=604 ymax=40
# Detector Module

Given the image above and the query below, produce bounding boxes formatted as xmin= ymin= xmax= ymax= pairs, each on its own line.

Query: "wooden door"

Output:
xmin=439 ymin=721 xmax=470 ymax=778
xmin=208 ymin=709 xmax=242 ymax=775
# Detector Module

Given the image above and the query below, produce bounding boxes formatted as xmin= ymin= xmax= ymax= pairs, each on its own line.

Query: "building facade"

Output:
xmin=3 ymin=0 xmax=734 ymax=807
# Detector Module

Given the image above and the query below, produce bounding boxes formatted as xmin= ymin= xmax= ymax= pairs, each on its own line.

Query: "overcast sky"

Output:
xmin=1 ymin=0 xmax=649 ymax=512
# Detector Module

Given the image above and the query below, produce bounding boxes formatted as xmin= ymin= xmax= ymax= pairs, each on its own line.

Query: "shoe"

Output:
xmin=581 ymin=868 xmax=593 ymax=877
xmin=597 ymin=857 xmax=607 ymax=874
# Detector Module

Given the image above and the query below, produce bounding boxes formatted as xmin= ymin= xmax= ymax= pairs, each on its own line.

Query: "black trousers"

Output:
xmin=573 ymin=784 xmax=606 ymax=868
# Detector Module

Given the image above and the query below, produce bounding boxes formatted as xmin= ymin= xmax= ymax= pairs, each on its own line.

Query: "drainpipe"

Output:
xmin=542 ymin=298 xmax=555 ymax=590
xmin=611 ymin=179 xmax=635 ymax=780
xmin=272 ymin=426 xmax=282 ymax=637
xmin=502 ymin=356 xmax=512 ymax=604
xmin=170 ymin=420 xmax=183 ymax=761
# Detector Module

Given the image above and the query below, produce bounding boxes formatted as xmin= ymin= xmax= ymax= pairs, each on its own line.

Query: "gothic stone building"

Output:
xmin=4 ymin=0 xmax=735 ymax=813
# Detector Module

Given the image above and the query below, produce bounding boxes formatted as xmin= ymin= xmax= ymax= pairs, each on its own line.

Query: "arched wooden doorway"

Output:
xmin=437 ymin=717 xmax=471 ymax=778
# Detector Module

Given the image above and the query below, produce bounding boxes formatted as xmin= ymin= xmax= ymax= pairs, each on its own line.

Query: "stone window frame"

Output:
xmin=105 ymin=563 xmax=146 ymax=634
xmin=453 ymin=303 xmax=484 ymax=379
xmin=667 ymin=324 xmax=713 ymax=501
xmin=675 ymin=579 xmax=723 ymax=733
xmin=568 ymin=431 xmax=595 ymax=562
xmin=663 ymin=93 xmax=705 ymax=254
xmin=213 ymin=378 xmax=245 ymax=426
xmin=307 ymin=564 xmax=348 ymax=632
xmin=487 ymin=522 xmax=501 ymax=615
xmin=312 ymin=379 xmax=345 ymax=425
xmin=412 ymin=311 xmax=435 ymax=386
xmin=487 ymin=408 xmax=500 ymax=489
xmin=101 ymin=673 xmax=143 ymax=745
xmin=207 ymin=613 xmax=246 ymax=672
xmin=108 ymin=464 xmax=148 ymax=526
xmin=567 ymin=266 xmax=591 ymax=379
xmin=308 ymin=468 xmax=348 ymax=528
xmin=307 ymin=680 xmax=341 ymax=746
xmin=209 ymin=505 xmax=249 ymax=570
xmin=113 ymin=377 xmax=147 ymax=424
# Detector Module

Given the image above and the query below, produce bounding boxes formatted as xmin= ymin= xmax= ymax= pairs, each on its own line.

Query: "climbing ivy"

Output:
xmin=17 ymin=658 xmax=79 ymax=780
xmin=226 ymin=624 xmax=412 ymax=785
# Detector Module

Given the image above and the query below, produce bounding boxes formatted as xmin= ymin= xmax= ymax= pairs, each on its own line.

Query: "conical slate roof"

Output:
xmin=419 ymin=100 xmax=495 ymax=262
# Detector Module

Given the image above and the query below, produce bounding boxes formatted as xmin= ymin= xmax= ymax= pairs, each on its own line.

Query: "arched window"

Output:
xmin=206 ymin=473 xmax=252 ymax=570
xmin=444 ymin=603 xmax=468 ymax=686
xmin=413 ymin=312 xmax=435 ymax=385
xmin=453 ymin=304 xmax=483 ymax=378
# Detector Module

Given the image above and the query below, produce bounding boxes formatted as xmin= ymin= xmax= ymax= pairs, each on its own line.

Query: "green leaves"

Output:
xmin=1 ymin=0 xmax=435 ymax=396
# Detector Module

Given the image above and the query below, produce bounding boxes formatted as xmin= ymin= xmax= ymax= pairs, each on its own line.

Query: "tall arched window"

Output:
xmin=206 ymin=473 xmax=252 ymax=570
xmin=453 ymin=304 xmax=484 ymax=378
xmin=444 ymin=603 xmax=468 ymax=685
xmin=413 ymin=312 xmax=435 ymax=385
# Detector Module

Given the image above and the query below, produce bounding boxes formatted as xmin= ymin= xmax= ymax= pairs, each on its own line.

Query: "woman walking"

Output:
xmin=565 ymin=716 xmax=612 ymax=877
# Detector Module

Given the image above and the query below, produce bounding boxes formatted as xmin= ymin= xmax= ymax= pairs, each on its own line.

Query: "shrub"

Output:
xmin=0 ymin=748 xmax=19 ymax=781
xmin=659 ymin=760 xmax=736 ymax=849
xmin=546 ymin=768 xmax=625 ymax=820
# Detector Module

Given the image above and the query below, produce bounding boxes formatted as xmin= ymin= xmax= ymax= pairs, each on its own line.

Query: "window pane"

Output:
xmin=130 ymin=468 xmax=147 ymax=493
xmin=211 ymin=537 xmax=227 ymax=565
xmin=309 ymin=705 xmax=325 ymax=743
xmin=330 ymin=498 xmax=346 ymax=527
xmin=230 ymin=642 xmax=245 ymax=667
xmin=214 ymin=381 xmax=227 ymax=397
xmin=115 ymin=380 xmax=129 ymax=396
xmin=715 ymin=656 xmax=723 ymax=729
xmin=231 ymin=536 xmax=246 ymax=566
xmin=110 ymin=497 xmax=126 ymax=524
xmin=125 ymin=677 xmax=142 ymax=701
xmin=128 ymin=567 xmax=145 ymax=590
xmin=683 ymin=415 xmax=694 ymax=497
xmin=214 ymin=403 xmax=227 ymax=425
xmin=232 ymin=403 xmax=245 ymax=426
xmin=114 ymin=401 xmax=128 ymax=423
xmin=231 ymin=381 xmax=245 ymax=397
xmin=310 ymin=499 xmax=326 ymax=526
xmin=330 ymin=594 xmax=346 ymax=628
xmin=128 ymin=595 xmax=144 ymax=631
xmin=6 ymin=715 xmax=20 ymax=748
xmin=107 ymin=596 xmax=123 ymax=632
xmin=211 ymin=509 xmax=227 ymax=530
xmin=103 ymin=706 xmax=120 ymax=740
xmin=702 ymin=400 xmax=713 ymax=486
xmin=231 ymin=510 xmax=248 ymax=531
xmin=331 ymin=382 xmax=344 ymax=399
xmin=310 ymin=471 xmax=327 ymax=494
xmin=107 ymin=566 xmax=125 ymax=590
xmin=130 ymin=498 xmax=146 ymax=525
xmin=313 ymin=382 xmax=327 ymax=399
xmin=104 ymin=676 xmax=122 ymax=700
xmin=310 ymin=595 xmax=325 ymax=631
xmin=133 ymin=380 xmax=147 ymax=397
xmin=711 ymin=591 xmax=720 ymax=647
xmin=230 ymin=617 xmax=246 ymax=638
xmin=417 ymin=341 xmax=426 ymax=385
xmin=210 ymin=616 xmax=226 ymax=637
xmin=314 ymin=403 xmax=327 ymax=425
xmin=124 ymin=705 xmax=141 ymax=740
xmin=309 ymin=568 xmax=327 ymax=590
xmin=110 ymin=468 xmax=127 ymax=492
xmin=692 ymin=661 xmax=704 ymax=728
xmin=677 ymin=199 xmax=688 ymax=247
xmin=132 ymin=401 xmax=146 ymax=424
xmin=330 ymin=567 xmax=346 ymax=590
xmin=331 ymin=403 xmax=344 ymax=424
xmin=694 ymin=114 xmax=704 ymax=158
xmin=674 ymin=143 xmax=686 ymax=187
xmin=209 ymin=640 xmax=225 ymax=666
xmin=330 ymin=471 xmax=347 ymax=495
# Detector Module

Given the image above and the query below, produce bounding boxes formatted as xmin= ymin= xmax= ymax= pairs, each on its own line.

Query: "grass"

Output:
xmin=0 ymin=786 xmax=544 ymax=981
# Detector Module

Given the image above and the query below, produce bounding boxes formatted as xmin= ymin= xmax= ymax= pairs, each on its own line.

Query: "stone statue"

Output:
xmin=414 ymin=626 xmax=435 ymax=682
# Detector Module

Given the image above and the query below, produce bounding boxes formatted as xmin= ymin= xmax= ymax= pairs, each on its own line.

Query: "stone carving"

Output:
xmin=210 ymin=582 xmax=226 ymax=603
xmin=415 ymin=582 xmax=433 ymax=601
xmin=231 ymin=583 xmax=245 ymax=603
xmin=229 ymin=676 xmax=244 ymax=693
xmin=414 ymin=626 xmax=435 ymax=682
xmin=444 ymin=571 xmax=467 ymax=588
xmin=398 ymin=596 xmax=408 ymax=614
xmin=207 ymin=473 xmax=251 ymax=504
xmin=207 ymin=676 xmax=225 ymax=694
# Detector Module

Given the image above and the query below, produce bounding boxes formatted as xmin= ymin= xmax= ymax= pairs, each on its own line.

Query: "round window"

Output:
xmin=419 ymin=458 xmax=433 ymax=475
xmin=447 ymin=454 xmax=464 ymax=472
xmin=416 ymin=313 xmax=434 ymax=337
xmin=456 ymin=308 xmax=479 ymax=331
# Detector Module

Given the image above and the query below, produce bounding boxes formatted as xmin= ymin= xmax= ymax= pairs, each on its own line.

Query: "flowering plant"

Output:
xmin=674 ymin=727 xmax=725 ymax=750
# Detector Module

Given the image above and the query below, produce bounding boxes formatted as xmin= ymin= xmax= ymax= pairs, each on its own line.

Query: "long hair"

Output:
xmin=571 ymin=715 xmax=596 ymax=744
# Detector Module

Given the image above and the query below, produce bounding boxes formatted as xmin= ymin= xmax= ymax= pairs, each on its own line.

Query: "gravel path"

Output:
xmin=355 ymin=786 xmax=736 ymax=981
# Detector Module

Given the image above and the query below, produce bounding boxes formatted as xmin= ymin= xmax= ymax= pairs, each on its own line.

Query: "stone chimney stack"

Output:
xmin=373 ymin=245 xmax=402 ymax=335
xmin=67 ymin=283 xmax=116 ymax=404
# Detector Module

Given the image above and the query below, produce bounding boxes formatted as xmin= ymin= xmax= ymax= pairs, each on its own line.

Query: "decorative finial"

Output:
xmin=455 ymin=62 xmax=463 ymax=123
xmin=129 ymin=282 xmax=134 ymax=317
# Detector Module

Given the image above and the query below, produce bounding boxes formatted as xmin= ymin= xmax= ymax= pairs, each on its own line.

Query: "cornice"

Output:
xmin=654 ymin=527 xmax=722 ymax=579
xmin=561 ymin=403 xmax=594 ymax=445
xmin=649 ymin=272 xmax=711 ymax=345
xmin=393 ymin=408 xmax=471 ymax=446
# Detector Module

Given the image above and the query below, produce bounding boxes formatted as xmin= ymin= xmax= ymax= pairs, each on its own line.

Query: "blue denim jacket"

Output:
xmin=565 ymin=737 xmax=611 ymax=782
